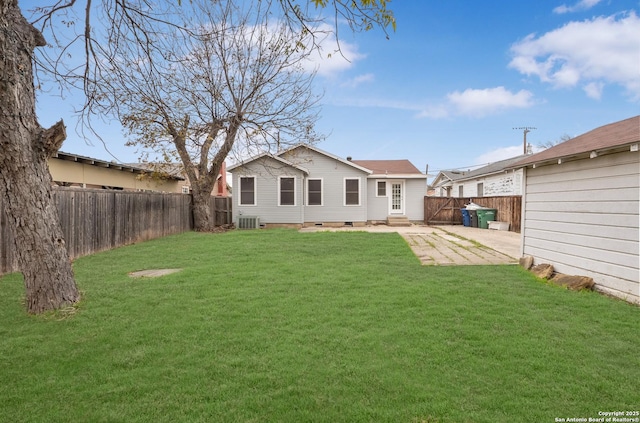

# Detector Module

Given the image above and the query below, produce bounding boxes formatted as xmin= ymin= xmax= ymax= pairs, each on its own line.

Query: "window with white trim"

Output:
xmin=377 ymin=180 xmax=386 ymax=197
xmin=239 ymin=176 xmax=256 ymax=205
xmin=307 ymin=178 xmax=322 ymax=206
xmin=345 ymin=178 xmax=360 ymax=206
xmin=279 ymin=176 xmax=295 ymax=206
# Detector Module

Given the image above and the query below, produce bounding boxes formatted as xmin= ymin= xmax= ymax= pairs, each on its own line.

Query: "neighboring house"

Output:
xmin=430 ymin=155 xmax=527 ymax=198
xmin=227 ymin=144 xmax=427 ymax=227
xmin=429 ymin=170 xmax=460 ymax=197
xmin=49 ymin=151 xmax=185 ymax=193
xmin=512 ymin=115 xmax=639 ymax=304
xmin=131 ymin=162 xmax=230 ymax=196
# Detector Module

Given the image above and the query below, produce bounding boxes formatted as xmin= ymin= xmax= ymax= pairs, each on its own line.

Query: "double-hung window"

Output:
xmin=307 ymin=179 xmax=322 ymax=206
xmin=239 ymin=176 xmax=256 ymax=205
xmin=279 ymin=177 xmax=295 ymax=206
xmin=377 ymin=181 xmax=386 ymax=197
xmin=344 ymin=178 xmax=360 ymax=206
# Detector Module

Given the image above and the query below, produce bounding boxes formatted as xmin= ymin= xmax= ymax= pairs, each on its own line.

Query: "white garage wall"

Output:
xmin=522 ymin=151 xmax=639 ymax=303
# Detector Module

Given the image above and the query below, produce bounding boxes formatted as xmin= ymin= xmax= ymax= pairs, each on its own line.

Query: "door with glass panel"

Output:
xmin=389 ymin=181 xmax=404 ymax=214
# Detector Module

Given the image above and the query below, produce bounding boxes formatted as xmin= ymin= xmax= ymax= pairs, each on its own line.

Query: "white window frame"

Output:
xmin=376 ymin=180 xmax=387 ymax=197
xmin=388 ymin=180 xmax=405 ymax=215
xmin=181 ymin=186 xmax=190 ymax=194
xmin=239 ymin=176 xmax=257 ymax=206
xmin=307 ymin=178 xmax=323 ymax=206
xmin=344 ymin=177 xmax=361 ymax=206
xmin=278 ymin=176 xmax=296 ymax=206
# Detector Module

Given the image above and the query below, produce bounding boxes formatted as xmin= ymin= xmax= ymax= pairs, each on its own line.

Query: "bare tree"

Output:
xmin=0 ymin=0 xmax=80 ymax=314
xmin=537 ymin=133 xmax=572 ymax=149
xmin=86 ymin=1 xmax=321 ymax=231
xmin=1 ymin=0 xmax=392 ymax=313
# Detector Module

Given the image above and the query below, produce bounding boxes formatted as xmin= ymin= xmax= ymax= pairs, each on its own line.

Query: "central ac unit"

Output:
xmin=237 ymin=216 xmax=260 ymax=229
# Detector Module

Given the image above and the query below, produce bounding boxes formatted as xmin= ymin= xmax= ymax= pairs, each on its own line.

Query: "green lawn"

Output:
xmin=1 ymin=229 xmax=638 ymax=423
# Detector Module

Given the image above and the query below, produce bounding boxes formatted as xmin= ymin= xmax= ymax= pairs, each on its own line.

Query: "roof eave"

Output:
xmin=452 ymin=169 xmax=518 ymax=182
xmin=53 ymin=151 xmax=185 ymax=180
xmin=227 ymin=153 xmax=310 ymax=175
xmin=508 ymin=142 xmax=639 ymax=170
xmin=280 ymin=144 xmax=373 ymax=174
xmin=367 ymin=173 xmax=427 ymax=179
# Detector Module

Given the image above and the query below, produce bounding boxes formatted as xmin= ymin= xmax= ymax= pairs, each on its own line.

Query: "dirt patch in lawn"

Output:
xmin=128 ymin=269 xmax=182 ymax=278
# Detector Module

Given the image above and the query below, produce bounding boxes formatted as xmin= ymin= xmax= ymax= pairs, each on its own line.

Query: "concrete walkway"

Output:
xmin=299 ymin=224 xmax=521 ymax=266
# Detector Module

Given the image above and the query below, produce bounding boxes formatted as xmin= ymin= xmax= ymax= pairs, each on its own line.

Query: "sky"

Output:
xmin=26 ymin=0 xmax=640 ymax=180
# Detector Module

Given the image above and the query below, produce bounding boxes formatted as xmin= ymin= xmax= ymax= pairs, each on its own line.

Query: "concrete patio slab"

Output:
xmin=299 ymin=224 xmax=521 ymax=266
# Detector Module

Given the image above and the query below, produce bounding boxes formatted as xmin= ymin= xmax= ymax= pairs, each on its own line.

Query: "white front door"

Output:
xmin=389 ymin=181 xmax=404 ymax=215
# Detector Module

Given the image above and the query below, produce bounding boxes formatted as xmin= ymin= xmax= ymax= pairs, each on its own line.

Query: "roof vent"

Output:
xmin=346 ymin=156 xmax=352 ymax=161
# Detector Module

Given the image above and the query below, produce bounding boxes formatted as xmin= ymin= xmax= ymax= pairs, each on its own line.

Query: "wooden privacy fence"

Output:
xmin=424 ymin=195 xmax=522 ymax=233
xmin=0 ymin=188 xmax=232 ymax=275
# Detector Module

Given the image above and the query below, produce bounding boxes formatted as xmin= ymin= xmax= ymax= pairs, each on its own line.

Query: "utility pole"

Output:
xmin=513 ymin=127 xmax=536 ymax=154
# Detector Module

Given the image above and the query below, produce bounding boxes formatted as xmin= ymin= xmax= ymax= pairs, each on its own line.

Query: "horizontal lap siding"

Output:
xmin=367 ymin=179 xmax=426 ymax=222
xmin=405 ymin=179 xmax=426 ymax=221
xmin=287 ymin=150 xmax=367 ymax=223
xmin=365 ymin=178 xmax=428 ymax=222
xmin=523 ymin=151 xmax=639 ymax=302
xmin=365 ymin=180 xmax=387 ymax=221
xmin=232 ymin=158 xmax=304 ymax=224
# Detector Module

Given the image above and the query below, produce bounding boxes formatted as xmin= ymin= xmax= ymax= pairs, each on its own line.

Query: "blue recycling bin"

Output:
xmin=461 ymin=208 xmax=470 ymax=227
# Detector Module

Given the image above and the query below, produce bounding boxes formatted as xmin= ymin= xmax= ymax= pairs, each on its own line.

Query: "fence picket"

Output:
xmin=0 ymin=187 xmax=232 ymax=275
xmin=424 ymin=195 xmax=521 ymax=232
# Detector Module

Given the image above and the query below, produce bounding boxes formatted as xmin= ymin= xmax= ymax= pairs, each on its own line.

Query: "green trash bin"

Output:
xmin=476 ymin=209 xmax=497 ymax=229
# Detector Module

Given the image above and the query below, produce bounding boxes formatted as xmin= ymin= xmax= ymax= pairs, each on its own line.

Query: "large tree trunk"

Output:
xmin=191 ymin=186 xmax=214 ymax=232
xmin=0 ymin=0 xmax=80 ymax=314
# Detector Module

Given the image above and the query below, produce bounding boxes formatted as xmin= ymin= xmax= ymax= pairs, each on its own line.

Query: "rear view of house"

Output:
xmin=513 ymin=115 xmax=639 ymax=304
xmin=228 ymin=144 xmax=427 ymax=228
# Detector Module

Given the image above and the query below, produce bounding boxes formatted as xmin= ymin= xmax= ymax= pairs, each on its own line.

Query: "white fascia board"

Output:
xmin=228 ymin=152 xmax=309 ymax=175
xmin=366 ymin=174 xmax=427 ymax=179
xmin=279 ymin=143 xmax=373 ymax=174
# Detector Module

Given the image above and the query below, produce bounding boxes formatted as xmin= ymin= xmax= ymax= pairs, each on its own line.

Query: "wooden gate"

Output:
xmin=424 ymin=197 xmax=466 ymax=225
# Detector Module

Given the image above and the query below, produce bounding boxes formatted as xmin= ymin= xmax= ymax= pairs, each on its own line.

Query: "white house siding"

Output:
xmin=365 ymin=178 xmax=426 ymax=222
xmin=281 ymin=147 xmax=368 ymax=224
xmin=404 ymin=179 xmax=427 ymax=221
xmin=365 ymin=179 xmax=389 ymax=222
xmin=483 ymin=169 xmax=523 ymax=196
xmin=452 ymin=169 xmax=523 ymax=198
xmin=522 ymin=151 xmax=639 ymax=303
xmin=231 ymin=157 xmax=305 ymax=225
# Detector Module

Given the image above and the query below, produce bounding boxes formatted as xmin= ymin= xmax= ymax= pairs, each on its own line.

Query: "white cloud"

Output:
xmin=509 ymin=12 xmax=640 ymax=100
xmin=553 ymin=0 xmax=602 ymax=14
xmin=584 ymin=81 xmax=604 ymax=99
xmin=415 ymin=104 xmax=450 ymax=119
xmin=341 ymin=73 xmax=375 ymax=88
xmin=330 ymin=87 xmax=535 ymax=119
xmin=446 ymin=87 xmax=535 ymax=117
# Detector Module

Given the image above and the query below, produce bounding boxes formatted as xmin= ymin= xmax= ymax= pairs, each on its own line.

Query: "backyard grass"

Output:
xmin=0 ymin=229 xmax=638 ymax=423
